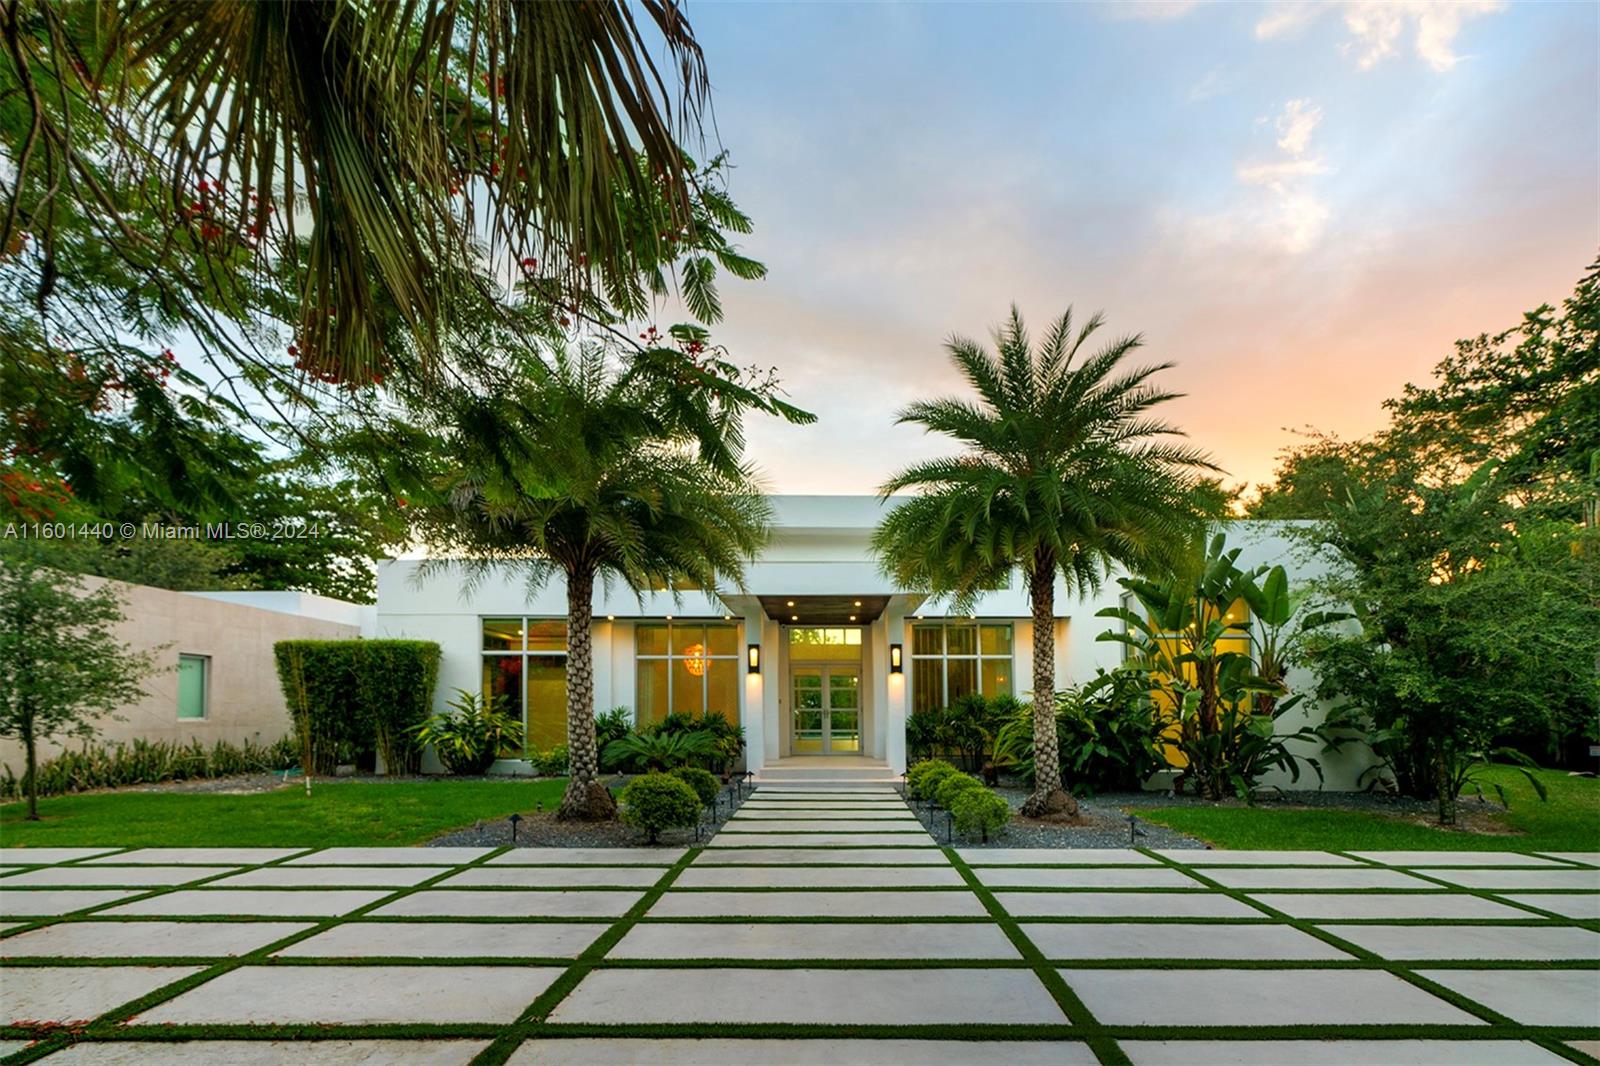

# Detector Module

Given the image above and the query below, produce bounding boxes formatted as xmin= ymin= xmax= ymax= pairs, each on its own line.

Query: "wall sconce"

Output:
xmin=747 ymin=643 xmax=761 ymax=675
xmin=889 ymin=643 xmax=903 ymax=673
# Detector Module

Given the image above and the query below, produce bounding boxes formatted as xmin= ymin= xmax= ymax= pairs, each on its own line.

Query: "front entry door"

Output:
xmin=791 ymin=665 xmax=861 ymax=754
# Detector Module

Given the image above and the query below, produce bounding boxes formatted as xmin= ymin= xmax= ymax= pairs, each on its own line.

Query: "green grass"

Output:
xmin=0 ymin=778 xmax=568 ymax=847
xmin=1138 ymin=767 xmax=1600 ymax=852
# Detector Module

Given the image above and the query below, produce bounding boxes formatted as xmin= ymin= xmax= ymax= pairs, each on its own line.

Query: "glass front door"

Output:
xmin=790 ymin=665 xmax=861 ymax=754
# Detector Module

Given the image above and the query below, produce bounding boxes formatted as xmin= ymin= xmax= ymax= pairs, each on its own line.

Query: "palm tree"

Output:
xmin=2 ymin=0 xmax=711 ymax=384
xmin=873 ymin=306 xmax=1213 ymax=817
xmin=412 ymin=345 xmax=771 ymax=820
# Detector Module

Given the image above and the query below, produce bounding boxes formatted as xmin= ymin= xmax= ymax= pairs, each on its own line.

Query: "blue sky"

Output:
xmin=674 ymin=0 xmax=1599 ymax=493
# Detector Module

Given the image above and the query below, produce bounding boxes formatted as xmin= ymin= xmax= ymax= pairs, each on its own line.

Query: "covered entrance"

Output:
xmin=785 ymin=626 xmax=865 ymax=755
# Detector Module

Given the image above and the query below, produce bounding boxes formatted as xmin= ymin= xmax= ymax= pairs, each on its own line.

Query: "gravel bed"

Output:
xmin=911 ymin=788 xmax=1206 ymax=850
xmin=428 ymin=778 xmax=747 ymax=849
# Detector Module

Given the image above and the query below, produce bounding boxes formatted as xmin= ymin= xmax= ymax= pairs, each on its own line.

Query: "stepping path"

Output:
xmin=1 ymin=791 xmax=1596 ymax=1063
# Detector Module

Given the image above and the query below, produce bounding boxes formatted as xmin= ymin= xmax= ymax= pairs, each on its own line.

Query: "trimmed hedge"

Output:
xmin=908 ymin=758 xmax=959 ymax=801
xmin=274 ymin=640 xmax=441 ymax=776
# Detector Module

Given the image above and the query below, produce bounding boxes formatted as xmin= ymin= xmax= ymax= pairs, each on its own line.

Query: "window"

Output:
xmin=910 ymin=622 xmax=1013 ymax=713
xmin=481 ymin=618 xmax=568 ymax=755
xmin=635 ymin=621 xmax=741 ymax=728
xmin=177 ymin=654 xmax=209 ymax=719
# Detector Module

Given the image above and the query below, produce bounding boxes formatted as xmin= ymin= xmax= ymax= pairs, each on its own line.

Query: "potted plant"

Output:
xmin=410 ymin=689 xmax=525 ymax=775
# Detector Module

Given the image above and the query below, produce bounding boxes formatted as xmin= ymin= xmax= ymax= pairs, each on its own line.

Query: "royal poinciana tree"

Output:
xmin=873 ymin=307 xmax=1212 ymax=817
xmin=408 ymin=345 xmax=790 ymax=820
xmin=0 ymin=547 xmax=156 ymax=819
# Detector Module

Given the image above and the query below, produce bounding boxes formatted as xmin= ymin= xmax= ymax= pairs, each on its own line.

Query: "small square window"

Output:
xmin=177 ymin=654 xmax=209 ymax=720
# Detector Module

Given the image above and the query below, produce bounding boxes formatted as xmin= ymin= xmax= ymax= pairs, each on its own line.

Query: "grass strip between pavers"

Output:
xmin=1 ymin=844 xmax=512 ymax=1064
xmin=1142 ymin=848 xmax=1600 ymax=1066
xmin=4 ymin=827 xmax=1598 ymax=1063
xmin=942 ymin=844 xmax=1129 ymax=1066
xmin=465 ymin=845 xmax=702 ymax=1066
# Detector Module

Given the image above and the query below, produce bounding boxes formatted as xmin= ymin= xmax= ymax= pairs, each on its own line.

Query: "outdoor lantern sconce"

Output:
xmin=747 ymin=643 xmax=761 ymax=675
xmin=890 ymin=643 xmax=903 ymax=673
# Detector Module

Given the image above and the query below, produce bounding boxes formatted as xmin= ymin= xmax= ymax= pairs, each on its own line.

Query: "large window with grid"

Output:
xmin=635 ymin=621 xmax=741 ymax=728
xmin=481 ymin=618 xmax=567 ymax=754
xmin=910 ymin=622 xmax=1013 ymax=714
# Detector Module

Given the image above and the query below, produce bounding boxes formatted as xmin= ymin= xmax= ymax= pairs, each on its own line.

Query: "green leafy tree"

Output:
xmin=0 ymin=547 xmax=156 ymax=819
xmin=1304 ymin=463 xmax=1599 ymax=824
xmin=408 ymin=345 xmax=790 ymax=820
xmin=873 ymin=306 xmax=1212 ymax=817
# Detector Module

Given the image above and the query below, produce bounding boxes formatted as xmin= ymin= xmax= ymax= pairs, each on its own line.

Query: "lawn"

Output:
xmin=1138 ymin=767 xmax=1600 ymax=853
xmin=0 ymin=778 xmax=568 ymax=848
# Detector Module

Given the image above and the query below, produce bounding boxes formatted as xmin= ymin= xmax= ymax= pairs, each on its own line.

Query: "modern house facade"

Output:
xmin=377 ymin=495 xmax=1375 ymax=790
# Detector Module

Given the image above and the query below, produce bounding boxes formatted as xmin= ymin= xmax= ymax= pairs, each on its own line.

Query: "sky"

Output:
xmin=672 ymin=0 xmax=1599 ymax=495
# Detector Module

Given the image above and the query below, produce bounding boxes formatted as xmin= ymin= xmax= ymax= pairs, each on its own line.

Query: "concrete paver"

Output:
xmin=550 ymin=967 xmax=1066 ymax=1024
xmin=2 ymin=965 xmax=200 ymax=1024
xmin=1 ymin=920 xmax=310 ymax=958
xmin=137 ymin=965 xmax=564 ymax=1025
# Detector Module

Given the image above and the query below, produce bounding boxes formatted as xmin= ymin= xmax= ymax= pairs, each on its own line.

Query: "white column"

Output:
xmin=885 ymin=607 xmax=908 ymax=773
xmin=741 ymin=610 xmax=765 ymax=772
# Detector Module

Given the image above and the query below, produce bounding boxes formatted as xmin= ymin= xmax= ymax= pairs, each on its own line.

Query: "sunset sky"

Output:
xmin=681 ymin=0 xmax=1598 ymax=495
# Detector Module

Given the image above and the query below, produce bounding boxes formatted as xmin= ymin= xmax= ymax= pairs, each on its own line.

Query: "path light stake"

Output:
xmin=945 ymin=808 xmax=953 ymax=844
xmin=1127 ymin=814 xmax=1146 ymax=847
xmin=508 ymin=812 xmax=522 ymax=844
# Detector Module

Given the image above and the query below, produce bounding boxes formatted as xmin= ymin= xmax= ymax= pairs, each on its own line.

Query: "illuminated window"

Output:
xmin=635 ymin=621 xmax=741 ymax=728
xmin=909 ymin=622 xmax=1013 ymax=713
xmin=481 ymin=618 xmax=568 ymax=755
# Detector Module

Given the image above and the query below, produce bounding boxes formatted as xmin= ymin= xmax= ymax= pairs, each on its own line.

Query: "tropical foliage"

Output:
xmin=1 ymin=735 xmax=297 ymax=802
xmin=991 ymin=672 xmax=1167 ymax=797
xmin=410 ymin=689 xmax=525 ymax=777
xmin=1098 ymin=532 xmax=1344 ymax=801
xmin=874 ymin=305 xmax=1212 ymax=816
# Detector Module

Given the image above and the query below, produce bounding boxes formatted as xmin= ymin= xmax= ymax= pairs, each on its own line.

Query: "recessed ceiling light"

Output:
xmin=606 ymin=614 xmax=615 ymax=621
xmin=786 ymin=600 xmax=795 ymax=607
xmin=665 ymin=614 xmax=673 ymax=621
xmin=722 ymin=614 xmax=731 ymax=620
xmin=791 ymin=614 xmax=798 ymax=622
xmin=854 ymin=600 xmax=862 ymax=607
xmin=848 ymin=615 xmax=856 ymax=622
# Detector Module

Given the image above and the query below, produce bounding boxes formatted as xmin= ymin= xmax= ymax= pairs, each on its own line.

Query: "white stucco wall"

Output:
xmin=374 ymin=503 xmax=1375 ymax=789
xmin=1 ymin=576 xmax=364 ymax=774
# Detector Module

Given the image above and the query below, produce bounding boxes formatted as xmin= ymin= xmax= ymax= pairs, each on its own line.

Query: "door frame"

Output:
xmin=786 ymin=660 xmax=863 ymax=755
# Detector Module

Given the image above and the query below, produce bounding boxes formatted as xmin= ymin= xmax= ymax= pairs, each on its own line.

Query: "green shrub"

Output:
xmin=620 ymin=772 xmax=702 ymax=843
xmin=603 ymin=730 xmax=716 ymax=772
xmin=950 ymin=787 xmax=1012 ymax=842
xmin=905 ymin=758 xmax=954 ymax=799
xmin=274 ymin=639 xmax=442 ymax=776
xmin=0 ymin=736 xmax=298 ymax=800
xmin=992 ymin=672 xmax=1165 ymax=796
xmin=910 ymin=759 xmax=960 ymax=801
xmin=670 ymin=765 xmax=720 ymax=806
xmin=410 ymin=689 xmax=525 ymax=775
xmin=934 ymin=771 xmax=984 ymax=809
xmin=531 ymin=745 xmax=570 ymax=777
xmin=655 ymin=711 xmax=745 ymax=771
xmin=595 ymin=707 xmax=633 ymax=770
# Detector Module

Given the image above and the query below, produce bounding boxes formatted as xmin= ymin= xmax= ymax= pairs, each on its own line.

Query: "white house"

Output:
xmin=376 ymin=496 xmax=1372 ymax=789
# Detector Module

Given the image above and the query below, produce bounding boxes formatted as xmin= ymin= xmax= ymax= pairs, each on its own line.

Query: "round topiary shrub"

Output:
xmin=934 ymin=771 xmax=984 ymax=809
xmin=620 ymin=772 xmax=702 ymax=844
xmin=950 ymin=787 xmax=1013 ymax=842
xmin=912 ymin=760 xmax=960 ymax=801
xmin=670 ymin=765 xmax=720 ymax=807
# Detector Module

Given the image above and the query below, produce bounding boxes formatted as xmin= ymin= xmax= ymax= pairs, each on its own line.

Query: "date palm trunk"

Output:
xmin=558 ymin=566 xmax=616 ymax=821
xmin=1021 ymin=553 xmax=1078 ymax=819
